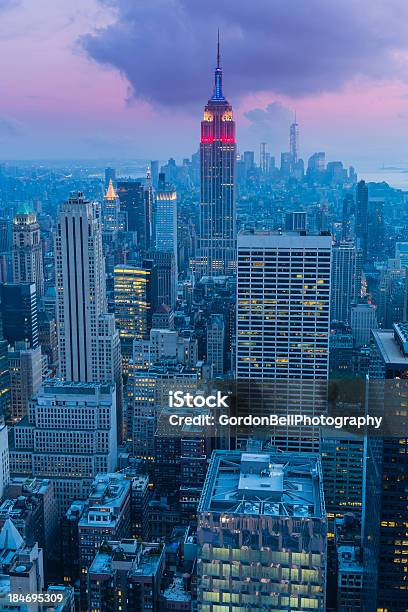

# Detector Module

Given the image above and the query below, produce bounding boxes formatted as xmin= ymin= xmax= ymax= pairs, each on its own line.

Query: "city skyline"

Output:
xmin=1 ymin=0 xmax=408 ymax=182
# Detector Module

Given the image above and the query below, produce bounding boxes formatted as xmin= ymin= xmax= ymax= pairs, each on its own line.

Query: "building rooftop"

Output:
xmin=163 ymin=577 xmax=191 ymax=602
xmin=372 ymin=328 xmax=408 ymax=366
xmin=79 ymin=474 xmax=130 ymax=529
xmin=198 ymin=451 xmax=325 ymax=518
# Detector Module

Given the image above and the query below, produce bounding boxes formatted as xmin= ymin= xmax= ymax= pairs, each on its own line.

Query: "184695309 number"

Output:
xmin=6 ymin=592 xmax=64 ymax=604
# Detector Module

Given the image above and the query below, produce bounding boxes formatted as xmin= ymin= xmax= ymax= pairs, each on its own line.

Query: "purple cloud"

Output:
xmin=79 ymin=0 xmax=408 ymax=109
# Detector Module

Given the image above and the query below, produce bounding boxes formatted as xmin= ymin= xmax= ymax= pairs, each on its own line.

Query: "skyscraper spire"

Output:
xmin=212 ymin=29 xmax=224 ymax=101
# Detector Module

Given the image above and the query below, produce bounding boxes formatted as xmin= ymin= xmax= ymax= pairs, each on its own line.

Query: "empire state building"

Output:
xmin=199 ymin=35 xmax=236 ymax=276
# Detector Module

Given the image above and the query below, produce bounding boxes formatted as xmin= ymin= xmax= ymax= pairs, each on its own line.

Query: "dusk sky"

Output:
xmin=1 ymin=0 xmax=408 ymax=173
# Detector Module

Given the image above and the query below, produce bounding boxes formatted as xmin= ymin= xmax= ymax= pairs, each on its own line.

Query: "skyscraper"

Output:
xmin=331 ymin=241 xmax=362 ymax=324
xmin=10 ymin=380 xmax=117 ymax=516
xmin=153 ymin=172 xmax=178 ymax=279
xmin=101 ymin=179 xmax=125 ymax=242
xmin=55 ymin=192 xmax=122 ymax=436
xmin=55 ymin=191 xmax=120 ymax=383
xmin=114 ymin=261 xmax=154 ymax=358
xmin=197 ymin=450 xmax=327 ymax=610
xmin=369 ymin=324 xmax=408 ymax=610
xmin=355 ymin=180 xmax=368 ymax=260
xmin=12 ymin=208 xmax=44 ymax=297
xmin=199 ymin=34 xmax=236 ymax=276
xmin=116 ymin=180 xmax=151 ymax=249
xmin=236 ymin=231 xmax=331 ymax=381
xmin=290 ymin=117 xmax=299 ymax=166
xmin=0 ymin=282 xmax=38 ymax=348
xmin=236 ymin=231 xmax=332 ymax=451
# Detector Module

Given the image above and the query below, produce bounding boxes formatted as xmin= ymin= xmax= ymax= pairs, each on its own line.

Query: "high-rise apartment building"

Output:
xmin=197 ymin=450 xmax=327 ymax=610
xmin=199 ymin=37 xmax=236 ymax=276
xmin=12 ymin=208 xmax=44 ymax=297
xmin=10 ymin=380 xmax=117 ymax=516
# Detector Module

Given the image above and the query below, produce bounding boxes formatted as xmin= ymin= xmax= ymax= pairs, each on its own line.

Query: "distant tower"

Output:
xmin=12 ymin=208 xmax=44 ymax=297
xmin=102 ymin=179 xmax=125 ymax=242
xmin=199 ymin=32 xmax=236 ymax=276
xmin=153 ymin=174 xmax=177 ymax=262
xmin=290 ymin=114 xmax=299 ymax=166
xmin=355 ymin=180 xmax=369 ymax=260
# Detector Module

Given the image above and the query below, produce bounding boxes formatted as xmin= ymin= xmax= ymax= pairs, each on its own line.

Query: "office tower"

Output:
xmin=331 ymin=242 xmax=362 ymax=324
xmin=329 ymin=322 xmax=354 ymax=377
xmin=367 ymin=197 xmax=385 ymax=259
xmin=280 ymin=151 xmax=292 ymax=177
xmin=0 ymin=282 xmax=38 ymax=348
xmin=237 ymin=232 xmax=331 ymax=379
xmin=236 ymin=231 xmax=331 ymax=450
xmin=12 ymin=208 xmax=44 ymax=297
xmin=206 ymin=314 xmax=224 ymax=376
xmin=0 ymin=218 xmax=12 ymax=252
xmin=285 ymin=211 xmax=307 ymax=232
xmin=101 ymin=179 xmax=125 ymax=242
xmin=326 ymin=161 xmax=347 ymax=184
xmin=369 ymin=324 xmax=408 ymax=610
xmin=10 ymin=380 xmax=117 ymax=516
xmin=131 ymin=474 xmax=150 ymax=540
xmin=355 ymin=180 xmax=368 ymax=260
xmin=150 ymin=159 xmax=159 ymax=187
xmin=87 ymin=540 xmax=164 ymax=612
xmin=150 ymin=250 xmax=176 ymax=310
xmin=8 ymin=342 xmax=42 ymax=422
xmin=320 ymin=431 xmax=364 ymax=521
xmin=350 ymin=303 xmax=377 ymax=347
xmin=116 ymin=180 xmax=151 ymax=249
xmin=259 ymin=142 xmax=271 ymax=175
xmin=342 ymin=193 xmax=354 ymax=241
xmin=114 ymin=262 xmax=153 ymax=359
xmin=128 ymin=361 xmax=198 ymax=461
xmin=104 ymin=166 xmax=116 ymax=188
xmin=197 ymin=450 xmax=327 ymax=610
xmin=289 ymin=118 xmax=299 ymax=165
xmin=307 ymin=152 xmax=326 ymax=180
xmin=0 ymin=424 xmax=9 ymax=498
xmin=0 ymin=318 xmax=10 ymax=420
xmin=199 ymin=36 xmax=236 ymax=277
xmin=153 ymin=173 xmax=178 ymax=275
xmin=38 ymin=309 xmax=58 ymax=371
xmin=55 ymin=192 xmax=121 ymax=398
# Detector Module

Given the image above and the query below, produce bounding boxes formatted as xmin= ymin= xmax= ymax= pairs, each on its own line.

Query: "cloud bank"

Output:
xmin=79 ymin=0 xmax=408 ymax=109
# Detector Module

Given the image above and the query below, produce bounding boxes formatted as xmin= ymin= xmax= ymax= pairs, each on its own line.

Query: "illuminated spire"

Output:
xmin=105 ymin=178 xmax=117 ymax=200
xmin=212 ymin=29 xmax=224 ymax=101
